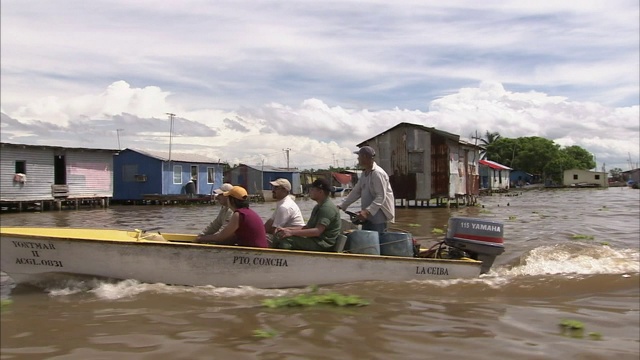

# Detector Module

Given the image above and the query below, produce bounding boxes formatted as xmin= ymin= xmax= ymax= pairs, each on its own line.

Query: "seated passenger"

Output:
xmin=264 ymin=178 xmax=305 ymax=234
xmin=196 ymin=186 xmax=268 ymax=248
xmin=272 ymin=178 xmax=341 ymax=251
xmin=199 ymin=183 xmax=233 ymax=236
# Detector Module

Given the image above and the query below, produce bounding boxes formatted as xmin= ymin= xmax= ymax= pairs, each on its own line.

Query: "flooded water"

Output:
xmin=1 ymin=188 xmax=639 ymax=359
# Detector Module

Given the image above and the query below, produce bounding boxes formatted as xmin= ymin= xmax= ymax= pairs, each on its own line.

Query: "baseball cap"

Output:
xmin=311 ymin=178 xmax=332 ymax=192
xmin=270 ymin=178 xmax=292 ymax=191
xmin=223 ymin=186 xmax=248 ymax=200
xmin=354 ymin=146 xmax=375 ymax=157
xmin=213 ymin=183 xmax=234 ymax=195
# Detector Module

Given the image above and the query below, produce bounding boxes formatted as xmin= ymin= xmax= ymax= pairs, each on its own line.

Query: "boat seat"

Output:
xmin=333 ymin=234 xmax=348 ymax=252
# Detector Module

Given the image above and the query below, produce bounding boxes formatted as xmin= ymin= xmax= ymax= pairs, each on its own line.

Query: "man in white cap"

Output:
xmin=338 ymin=146 xmax=395 ymax=233
xmin=198 ymin=183 xmax=234 ymax=236
xmin=264 ymin=178 xmax=305 ymax=235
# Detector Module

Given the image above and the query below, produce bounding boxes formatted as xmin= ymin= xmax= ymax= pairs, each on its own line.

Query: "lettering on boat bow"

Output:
xmin=232 ymin=256 xmax=289 ymax=267
xmin=415 ymin=266 xmax=449 ymax=275
xmin=11 ymin=240 xmax=64 ymax=268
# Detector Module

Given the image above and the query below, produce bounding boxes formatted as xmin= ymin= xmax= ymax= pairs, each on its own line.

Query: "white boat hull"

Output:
xmin=1 ymin=227 xmax=483 ymax=288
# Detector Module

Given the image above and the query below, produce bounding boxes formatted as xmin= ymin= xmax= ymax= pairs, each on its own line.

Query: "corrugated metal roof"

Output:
xmin=128 ymin=148 xmax=221 ymax=163
xmin=479 ymin=159 xmax=512 ymax=170
xmin=356 ymin=122 xmax=460 ymax=146
xmin=240 ymin=163 xmax=299 ymax=173
xmin=1 ymin=142 xmax=118 ymax=152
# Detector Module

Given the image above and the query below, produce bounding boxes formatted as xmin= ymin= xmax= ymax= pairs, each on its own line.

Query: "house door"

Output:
xmin=191 ymin=165 xmax=198 ymax=193
xmin=54 ymin=155 xmax=66 ymax=185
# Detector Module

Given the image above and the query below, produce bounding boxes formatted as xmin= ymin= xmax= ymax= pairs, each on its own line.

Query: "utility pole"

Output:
xmin=166 ymin=113 xmax=176 ymax=161
xmin=283 ymin=148 xmax=291 ymax=169
xmin=116 ymin=128 xmax=124 ymax=150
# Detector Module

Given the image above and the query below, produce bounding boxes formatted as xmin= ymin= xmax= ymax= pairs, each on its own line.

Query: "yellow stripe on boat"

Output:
xmin=0 ymin=227 xmax=196 ymax=243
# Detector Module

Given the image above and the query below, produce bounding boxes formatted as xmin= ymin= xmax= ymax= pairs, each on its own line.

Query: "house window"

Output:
xmin=15 ymin=160 xmax=26 ymax=174
xmin=173 ymin=165 xmax=182 ymax=184
xmin=595 ymin=174 xmax=600 ymax=180
xmin=573 ymin=174 xmax=578 ymax=180
xmin=207 ymin=167 xmax=216 ymax=184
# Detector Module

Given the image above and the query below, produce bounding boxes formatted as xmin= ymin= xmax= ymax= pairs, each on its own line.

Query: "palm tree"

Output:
xmin=478 ymin=131 xmax=501 ymax=160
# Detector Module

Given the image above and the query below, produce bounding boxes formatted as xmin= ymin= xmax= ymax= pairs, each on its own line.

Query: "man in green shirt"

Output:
xmin=272 ymin=178 xmax=341 ymax=251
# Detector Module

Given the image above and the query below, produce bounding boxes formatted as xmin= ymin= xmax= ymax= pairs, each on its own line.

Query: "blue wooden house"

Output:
xmin=509 ymin=170 xmax=536 ymax=187
xmin=113 ymin=149 xmax=225 ymax=201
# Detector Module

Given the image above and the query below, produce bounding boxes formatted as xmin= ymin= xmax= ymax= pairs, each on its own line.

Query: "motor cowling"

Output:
xmin=444 ymin=217 xmax=505 ymax=274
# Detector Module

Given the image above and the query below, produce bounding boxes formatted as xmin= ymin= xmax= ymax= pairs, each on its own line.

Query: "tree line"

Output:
xmin=478 ymin=131 xmax=597 ymax=182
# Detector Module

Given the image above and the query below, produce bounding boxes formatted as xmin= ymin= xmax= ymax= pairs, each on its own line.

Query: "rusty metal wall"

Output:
xmin=431 ymin=135 xmax=450 ymax=197
xmin=363 ymin=124 xmax=437 ymax=201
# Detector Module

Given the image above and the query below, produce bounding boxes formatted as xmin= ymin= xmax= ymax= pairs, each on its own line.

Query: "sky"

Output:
xmin=1 ymin=0 xmax=638 ymax=171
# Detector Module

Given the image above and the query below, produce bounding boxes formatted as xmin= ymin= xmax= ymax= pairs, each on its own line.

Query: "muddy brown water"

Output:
xmin=1 ymin=188 xmax=639 ymax=359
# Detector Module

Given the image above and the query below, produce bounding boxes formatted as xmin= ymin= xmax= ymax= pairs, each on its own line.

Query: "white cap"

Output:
xmin=269 ymin=178 xmax=292 ymax=192
xmin=213 ymin=183 xmax=234 ymax=195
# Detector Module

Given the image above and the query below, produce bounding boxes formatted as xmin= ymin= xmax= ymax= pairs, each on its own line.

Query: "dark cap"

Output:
xmin=354 ymin=146 xmax=375 ymax=157
xmin=311 ymin=178 xmax=332 ymax=192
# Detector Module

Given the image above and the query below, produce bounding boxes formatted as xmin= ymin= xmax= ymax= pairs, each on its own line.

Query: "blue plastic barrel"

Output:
xmin=379 ymin=232 xmax=414 ymax=257
xmin=346 ymin=230 xmax=380 ymax=255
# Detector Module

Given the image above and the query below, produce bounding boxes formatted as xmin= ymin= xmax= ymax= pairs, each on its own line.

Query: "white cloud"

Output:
xmin=2 ymin=80 xmax=637 ymax=170
xmin=0 ymin=1 xmax=638 ymax=170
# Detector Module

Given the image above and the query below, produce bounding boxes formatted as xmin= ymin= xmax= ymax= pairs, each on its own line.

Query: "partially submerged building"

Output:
xmin=225 ymin=164 xmax=302 ymax=200
xmin=356 ymin=122 xmax=482 ymax=206
xmin=479 ymin=159 xmax=512 ymax=191
xmin=0 ymin=142 xmax=117 ymax=210
xmin=563 ymin=169 xmax=608 ymax=188
xmin=112 ymin=148 xmax=225 ymax=201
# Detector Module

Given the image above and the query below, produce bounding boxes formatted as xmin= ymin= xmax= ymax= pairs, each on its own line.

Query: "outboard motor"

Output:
xmin=444 ymin=217 xmax=505 ymax=274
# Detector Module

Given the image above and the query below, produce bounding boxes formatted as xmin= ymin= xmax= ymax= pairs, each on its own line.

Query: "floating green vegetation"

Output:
xmin=262 ymin=289 xmax=369 ymax=308
xmin=558 ymin=319 xmax=603 ymax=340
xmin=588 ymin=332 xmax=603 ymax=340
xmin=253 ymin=328 xmax=278 ymax=338
xmin=572 ymin=234 xmax=595 ymax=240
xmin=431 ymin=228 xmax=445 ymax=235
xmin=0 ymin=299 xmax=12 ymax=310
xmin=508 ymin=215 xmax=517 ymax=220
xmin=479 ymin=209 xmax=491 ymax=214
xmin=560 ymin=319 xmax=584 ymax=329
xmin=408 ymin=223 xmax=421 ymax=227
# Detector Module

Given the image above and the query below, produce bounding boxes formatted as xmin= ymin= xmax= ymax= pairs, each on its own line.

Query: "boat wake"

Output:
xmin=5 ymin=243 xmax=638 ymax=300
xmin=44 ymin=278 xmax=306 ymax=300
xmin=494 ymin=243 xmax=639 ymax=277
xmin=403 ymin=243 xmax=639 ymax=290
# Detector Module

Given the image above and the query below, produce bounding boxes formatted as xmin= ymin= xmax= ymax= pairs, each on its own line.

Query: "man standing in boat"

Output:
xmin=272 ymin=178 xmax=341 ymax=251
xmin=264 ymin=178 xmax=305 ymax=235
xmin=338 ymin=146 xmax=395 ymax=233
xmin=198 ymin=183 xmax=234 ymax=236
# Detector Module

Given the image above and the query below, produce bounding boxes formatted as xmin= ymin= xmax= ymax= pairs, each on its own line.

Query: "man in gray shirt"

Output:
xmin=339 ymin=146 xmax=395 ymax=233
xmin=199 ymin=183 xmax=233 ymax=236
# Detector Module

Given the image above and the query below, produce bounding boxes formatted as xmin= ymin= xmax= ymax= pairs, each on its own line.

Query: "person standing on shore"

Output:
xmin=338 ymin=146 xmax=395 ymax=233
